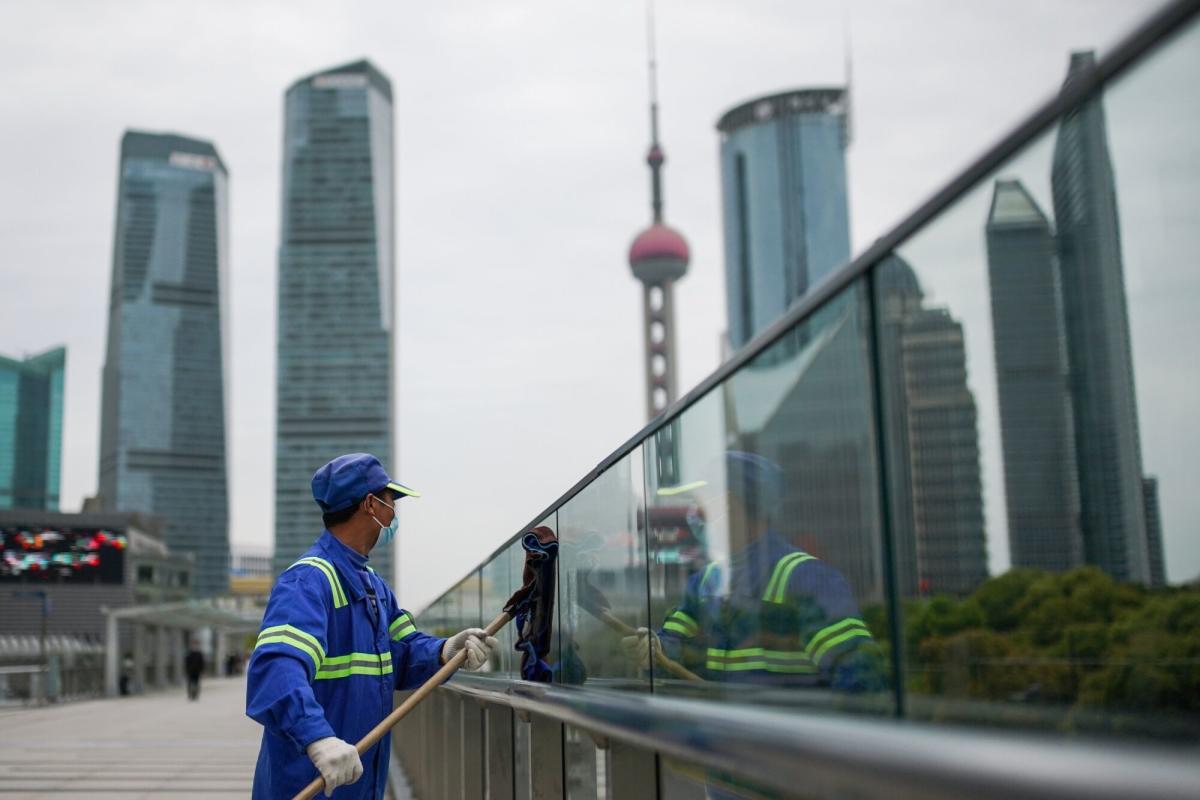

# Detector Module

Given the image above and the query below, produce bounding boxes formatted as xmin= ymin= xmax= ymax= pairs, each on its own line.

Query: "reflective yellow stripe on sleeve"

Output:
xmin=805 ymin=618 xmax=873 ymax=666
xmin=254 ymin=624 xmax=326 ymax=674
xmin=389 ymin=612 xmax=417 ymax=641
xmin=663 ymin=609 xmax=699 ymax=637
xmin=288 ymin=557 xmax=348 ymax=608
xmin=762 ymin=552 xmax=816 ymax=604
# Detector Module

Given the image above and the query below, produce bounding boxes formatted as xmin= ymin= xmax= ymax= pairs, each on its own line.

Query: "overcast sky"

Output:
xmin=2 ymin=0 xmax=1192 ymax=611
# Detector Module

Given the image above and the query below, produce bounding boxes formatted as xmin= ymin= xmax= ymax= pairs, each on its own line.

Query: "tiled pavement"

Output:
xmin=0 ymin=676 xmax=258 ymax=799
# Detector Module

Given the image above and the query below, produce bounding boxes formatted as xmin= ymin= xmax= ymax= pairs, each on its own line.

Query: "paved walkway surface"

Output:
xmin=0 ymin=675 xmax=259 ymax=798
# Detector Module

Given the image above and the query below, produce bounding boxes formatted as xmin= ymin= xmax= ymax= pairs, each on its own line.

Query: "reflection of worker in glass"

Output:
xmin=625 ymin=450 xmax=882 ymax=691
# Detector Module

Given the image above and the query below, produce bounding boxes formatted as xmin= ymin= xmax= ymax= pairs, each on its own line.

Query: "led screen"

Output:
xmin=0 ymin=527 xmax=127 ymax=583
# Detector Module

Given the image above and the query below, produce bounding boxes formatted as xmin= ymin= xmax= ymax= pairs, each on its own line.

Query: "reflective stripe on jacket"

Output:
xmin=659 ymin=532 xmax=875 ymax=687
xmin=246 ymin=531 xmax=444 ymax=799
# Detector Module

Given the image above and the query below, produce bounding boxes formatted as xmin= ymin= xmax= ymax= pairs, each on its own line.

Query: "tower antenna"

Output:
xmin=646 ymin=0 xmax=664 ymax=222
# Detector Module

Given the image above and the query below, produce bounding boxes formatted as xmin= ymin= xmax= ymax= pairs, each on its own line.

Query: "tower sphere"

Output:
xmin=629 ymin=223 xmax=690 ymax=284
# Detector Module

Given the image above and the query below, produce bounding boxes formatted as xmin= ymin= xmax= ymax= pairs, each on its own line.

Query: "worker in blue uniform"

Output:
xmin=247 ymin=453 xmax=498 ymax=799
xmin=625 ymin=450 xmax=883 ymax=691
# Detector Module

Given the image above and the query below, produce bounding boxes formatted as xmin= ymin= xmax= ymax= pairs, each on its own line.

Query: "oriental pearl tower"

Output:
xmin=628 ymin=2 xmax=690 ymax=422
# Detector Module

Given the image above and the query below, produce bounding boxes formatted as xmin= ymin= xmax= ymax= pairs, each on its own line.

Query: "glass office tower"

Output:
xmin=0 ymin=347 xmax=65 ymax=510
xmin=274 ymin=60 xmax=396 ymax=584
xmin=717 ymin=89 xmax=851 ymax=350
xmin=1052 ymin=51 xmax=1153 ymax=585
xmin=99 ymin=131 xmax=229 ymax=596
xmin=877 ymin=257 xmax=987 ymax=596
xmin=985 ymin=179 xmax=1084 ymax=573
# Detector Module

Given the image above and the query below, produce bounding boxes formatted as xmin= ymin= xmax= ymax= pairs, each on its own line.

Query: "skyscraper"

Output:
xmin=717 ymin=88 xmax=851 ymax=351
xmin=985 ymin=179 xmax=1084 ymax=573
xmin=1142 ymin=477 xmax=1165 ymax=587
xmin=901 ymin=306 xmax=988 ymax=595
xmin=1052 ymin=51 xmax=1152 ymax=584
xmin=0 ymin=347 xmax=65 ymax=510
xmin=275 ymin=61 xmax=396 ymax=584
xmin=877 ymin=257 xmax=987 ymax=596
xmin=99 ymin=131 xmax=229 ymax=596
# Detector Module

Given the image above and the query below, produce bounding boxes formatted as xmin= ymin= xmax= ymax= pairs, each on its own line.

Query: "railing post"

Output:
xmin=607 ymin=741 xmax=657 ymax=800
xmin=462 ymin=697 xmax=485 ymax=799
xmin=529 ymin=714 xmax=563 ymax=800
xmin=486 ymin=703 xmax=515 ymax=800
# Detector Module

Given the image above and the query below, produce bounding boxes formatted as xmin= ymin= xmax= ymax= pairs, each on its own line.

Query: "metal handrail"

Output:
xmin=443 ymin=676 xmax=1198 ymax=800
xmin=426 ymin=0 xmax=1200 ymax=597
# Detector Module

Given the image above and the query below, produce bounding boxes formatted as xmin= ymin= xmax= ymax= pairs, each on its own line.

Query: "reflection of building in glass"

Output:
xmin=985 ymin=180 xmax=1084 ymax=573
xmin=876 ymin=258 xmax=987 ymax=596
xmin=717 ymin=89 xmax=851 ymax=351
xmin=98 ymin=131 xmax=229 ymax=596
xmin=274 ymin=61 xmax=395 ymax=584
xmin=1052 ymin=51 xmax=1156 ymax=585
xmin=1142 ymin=477 xmax=1165 ymax=587
xmin=0 ymin=347 xmax=65 ymax=510
xmin=724 ymin=297 xmax=884 ymax=606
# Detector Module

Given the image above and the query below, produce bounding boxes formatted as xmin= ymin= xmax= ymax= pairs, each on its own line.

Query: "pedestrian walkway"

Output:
xmin=0 ymin=675 xmax=258 ymax=798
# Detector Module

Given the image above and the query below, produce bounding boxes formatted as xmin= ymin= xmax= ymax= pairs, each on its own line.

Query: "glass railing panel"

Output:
xmin=644 ymin=279 xmax=894 ymax=715
xmin=556 ymin=446 xmax=649 ymax=690
xmin=457 ymin=571 xmax=482 ymax=631
xmin=480 ymin=538 xmax=517 ymax=678
xmin=872 ymin=17 xmax=1200 ymax=740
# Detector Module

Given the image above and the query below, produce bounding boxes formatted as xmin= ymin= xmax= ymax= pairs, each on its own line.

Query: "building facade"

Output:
xmin=985 ymin=179 xmax=1085 ymax=573
xmin=275 ymin=61 xmax=396 ymax=584
xmin=0 ymin=347 xmax=65 ymax=510
xmin=877 ymin=256 xmax=987 ymax=596
xmin=98 ymin=131 xmax=229 ymax=597
xmin=1052 ymin=51 xmax=1154 ymax=584
xmin=1142 ymin=477 xmax=1165 ymax=587
xmin=717 ymin=89 xmax=851 ymax=351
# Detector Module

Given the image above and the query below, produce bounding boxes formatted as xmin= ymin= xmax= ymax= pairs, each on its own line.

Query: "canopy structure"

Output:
xmin=102 ymin=599 xmax=262 ymax=697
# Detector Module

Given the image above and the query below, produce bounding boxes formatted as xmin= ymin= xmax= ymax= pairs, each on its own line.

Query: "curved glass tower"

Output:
xmin=99 ymin=131 xmax=230 ymax=596
xmin=717 ymin=89 xmax=851 ymax=351
xmin=274 ymin=60 xmax=396 ymax=584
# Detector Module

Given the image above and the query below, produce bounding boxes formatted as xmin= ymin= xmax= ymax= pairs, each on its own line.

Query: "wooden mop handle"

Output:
xmin=293 ymin=610 xmax=512 ymax=800
xmin=596 ymin=609 xmax=703 ymax=683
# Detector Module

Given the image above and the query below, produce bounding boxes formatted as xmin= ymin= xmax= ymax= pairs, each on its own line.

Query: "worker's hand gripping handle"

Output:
xmin=292 ymin=611 xmax=511 ymax=800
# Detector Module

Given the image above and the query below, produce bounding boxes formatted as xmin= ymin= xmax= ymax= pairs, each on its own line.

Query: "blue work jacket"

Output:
xmin=246 ymin=531 xmax=445 ymax=799
xmin=658 ymin=531 xmax=881 ymax=690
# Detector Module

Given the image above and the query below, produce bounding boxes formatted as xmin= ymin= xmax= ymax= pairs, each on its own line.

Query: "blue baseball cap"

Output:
xmin=311 ymin=453 xmax=420 ymax=513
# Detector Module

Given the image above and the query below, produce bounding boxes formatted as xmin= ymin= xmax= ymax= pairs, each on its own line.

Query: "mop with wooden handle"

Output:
xmin=292 ymin=527 xmax=559 ymax=800
xmin=577 ymin=573 xmax=703 ymax=682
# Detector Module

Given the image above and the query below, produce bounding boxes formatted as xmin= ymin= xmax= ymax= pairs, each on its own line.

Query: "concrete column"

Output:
xmin=171 ymin=630 xmax=185 ymax=685
xmin=215 ymin=630 xmax=229 ymax=677
xmin=133 ymin=624 xmax=148 ymax=693
xmin=104 ymin=612 xmax=119 ymax=697
xmin=154 ymin=625 xmax=168 ymax=689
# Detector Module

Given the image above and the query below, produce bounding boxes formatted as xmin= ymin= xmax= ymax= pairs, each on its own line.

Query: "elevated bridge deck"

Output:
xmin=0 ymin=676 xmax=257 ymax=799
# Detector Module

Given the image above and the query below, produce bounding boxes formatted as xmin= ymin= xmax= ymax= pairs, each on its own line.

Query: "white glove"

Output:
xmin=441 ymin=628 xmax=500 ymax=671
xmin=305 ymin=736 xmax=363 ymax=797
xmin=620 ymin=627 xmax=662 ymax=669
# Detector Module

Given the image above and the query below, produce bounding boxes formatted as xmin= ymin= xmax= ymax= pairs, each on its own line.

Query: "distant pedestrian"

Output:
xmin=185 ymin=641 xmax=205 ymax=701
xmin=119 ymin=653 xmax=133 ymax=696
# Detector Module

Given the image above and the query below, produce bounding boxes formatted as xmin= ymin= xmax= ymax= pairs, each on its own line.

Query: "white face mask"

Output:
xmin=368 ymin=494 xmax=398 ymax=546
